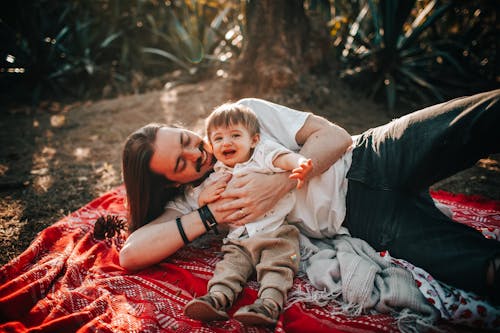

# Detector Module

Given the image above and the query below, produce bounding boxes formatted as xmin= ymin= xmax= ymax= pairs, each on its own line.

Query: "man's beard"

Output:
xmin=192 ymin=144 xmax=215 ymax=186
xmin=195 ymin=142 xmax=205 ymax=172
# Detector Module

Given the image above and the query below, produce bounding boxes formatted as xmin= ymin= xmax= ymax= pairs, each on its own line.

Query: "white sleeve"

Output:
xmin=259 ymin=139 xmax=293 ymax=173
xmin=164 ymin=187 xmax=199 ymax=215
xmin=237 ymin=98 xmax=310 ymax=152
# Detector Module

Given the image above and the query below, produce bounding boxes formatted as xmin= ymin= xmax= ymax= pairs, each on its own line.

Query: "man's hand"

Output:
xmin=215 ymin=172 xmax=295 ymax=224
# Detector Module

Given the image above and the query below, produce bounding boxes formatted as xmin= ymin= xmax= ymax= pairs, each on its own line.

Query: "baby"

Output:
xmin=182 ymin=103 xmax=312 ymax=326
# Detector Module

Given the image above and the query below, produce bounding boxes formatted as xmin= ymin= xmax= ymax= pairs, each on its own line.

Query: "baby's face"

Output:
xmin=209 ymin=123 xmax=259 ymax=167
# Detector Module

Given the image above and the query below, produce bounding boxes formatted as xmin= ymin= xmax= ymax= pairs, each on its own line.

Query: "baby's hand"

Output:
xmin=198 ymin=189 xmax=222 ymax=206
xmin=197 ymin=173 xmax=229 ymax=206
xmin=289 ymin=158 xmax=313 ymax=189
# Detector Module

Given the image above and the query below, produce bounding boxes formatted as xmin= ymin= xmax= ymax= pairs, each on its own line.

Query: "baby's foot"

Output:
xmin=184 ymin=292 xmax=230 ymax=321
xmin=233 ymin=298 xmax=280 ymax=326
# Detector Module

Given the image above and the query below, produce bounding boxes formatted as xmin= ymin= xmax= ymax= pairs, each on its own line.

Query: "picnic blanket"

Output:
xmin=1 ymin=186 xmax=499 ymax=332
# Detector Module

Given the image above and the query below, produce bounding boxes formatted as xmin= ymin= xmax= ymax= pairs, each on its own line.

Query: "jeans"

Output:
xmin=344 ymin=89 xmax=500 ymax=296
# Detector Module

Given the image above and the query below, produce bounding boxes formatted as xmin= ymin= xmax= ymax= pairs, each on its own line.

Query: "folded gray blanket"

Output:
xmin=293 ymin=233 xmax=440 ymax=333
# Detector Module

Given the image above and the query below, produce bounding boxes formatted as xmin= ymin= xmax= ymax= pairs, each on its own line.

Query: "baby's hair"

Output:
xmin=206 ymin=103 xmax=260 ymax=139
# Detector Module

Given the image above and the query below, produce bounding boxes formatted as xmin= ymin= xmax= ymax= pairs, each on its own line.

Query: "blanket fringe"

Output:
xmin=287 ymin=283 xmax=442 ymax=333
xmin=396 ymin=309 xmax=444 ymax=333
xmin=286 ymin=283 xmax=365 ymax=317
xmin=286 ymin=283 xmax=342 ymax=310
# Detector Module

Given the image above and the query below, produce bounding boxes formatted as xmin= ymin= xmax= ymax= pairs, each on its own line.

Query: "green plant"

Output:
xmin=334 ymin=0 xmax=497 ymax=111
xmin=337 ymin=0 xmax=454 ymax=110
xmin=0 ymin=1 xmax=244 ymax=106
xmin=141 ymin=0 xmax=243 ymax=75
xmin=0 ymin=1 xmax=139 ymax=104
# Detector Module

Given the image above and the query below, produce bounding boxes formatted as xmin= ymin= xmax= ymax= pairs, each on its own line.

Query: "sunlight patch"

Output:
xmin=0 ymin=198 xmax=27 ymax=247
xmin=50 ymin=114 xmax=66 ymax=128
xmin=74 ymin=147 xmax=91 ymax=160
xmin=33 ymin=175 xmax=53 ymax=193
xmin=95 ymin=162 xmax=118 ymax=190
xmin=216 ymin=69 xmax=228 ymax=78
xmin=0 ymin=164 xmax=8 ymax=177
xmin=42 ymin=146 xmax=56 ymax=160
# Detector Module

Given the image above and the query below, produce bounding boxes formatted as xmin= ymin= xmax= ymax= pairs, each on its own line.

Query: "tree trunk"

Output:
xmin=232 ymin=0 xmax=323 ymax=97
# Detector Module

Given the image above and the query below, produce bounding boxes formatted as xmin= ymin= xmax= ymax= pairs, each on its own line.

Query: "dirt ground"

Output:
xmin=1 ymin=74 xmax=499 ymax=266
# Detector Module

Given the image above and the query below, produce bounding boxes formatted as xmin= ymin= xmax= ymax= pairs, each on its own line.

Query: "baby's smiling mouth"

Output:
xmin=222 ymin=149 xmax=236 ymax=158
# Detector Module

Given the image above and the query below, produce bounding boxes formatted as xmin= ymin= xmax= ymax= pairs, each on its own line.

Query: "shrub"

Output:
xmin=331 ymin=0 xmax=498 ymax=112
xmin=0 ymin=0 xmax=243 ymax=106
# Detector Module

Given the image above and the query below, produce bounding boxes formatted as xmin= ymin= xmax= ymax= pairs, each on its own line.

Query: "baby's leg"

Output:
xmin=233 ymin=225 xmax=300 ymax=326
xmin=184 ymin=243 xmax=254 ymax=321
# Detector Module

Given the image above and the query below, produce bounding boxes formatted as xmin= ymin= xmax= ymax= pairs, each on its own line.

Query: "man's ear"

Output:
xmin=251 ymin=133 xmax=260 ymax=148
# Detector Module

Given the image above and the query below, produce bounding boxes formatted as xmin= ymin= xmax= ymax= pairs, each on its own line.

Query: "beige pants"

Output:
xmin=208 ymin=224 xmax=300 ymax=308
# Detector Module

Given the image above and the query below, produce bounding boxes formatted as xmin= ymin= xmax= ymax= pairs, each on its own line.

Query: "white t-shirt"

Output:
xmin=237 ymin=98 xmax=353 ymax=238
xmin=167 ymin=98 xmax=352 ymax=239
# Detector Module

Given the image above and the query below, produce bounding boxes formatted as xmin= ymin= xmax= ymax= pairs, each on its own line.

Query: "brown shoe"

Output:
xmin=233 ymin=298 xmax=280 ymax=326
xmin=184 ymin=294 xmax=230 ymax=321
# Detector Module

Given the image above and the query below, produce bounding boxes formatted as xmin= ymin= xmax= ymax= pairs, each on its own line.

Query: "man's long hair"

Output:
xmin=122 ymin=123 xmax=180 ymax=232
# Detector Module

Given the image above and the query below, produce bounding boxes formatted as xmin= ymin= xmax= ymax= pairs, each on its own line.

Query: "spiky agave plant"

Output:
xmin=338 ymin=0 xmax=463 ymax=112
xmin=141 ymin=0 xmax=244 ymax=76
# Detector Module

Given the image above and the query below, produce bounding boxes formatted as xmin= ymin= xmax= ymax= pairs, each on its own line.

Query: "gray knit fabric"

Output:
xmin=295 ymin=234 xmax=440 ymax=333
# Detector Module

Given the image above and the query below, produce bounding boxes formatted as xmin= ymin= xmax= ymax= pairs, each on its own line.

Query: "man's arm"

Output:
xmin=120 ymin=173 xmax=233 ymax=270
xmin=295 ymin=114 xmax=352 ymax=177
xmin=120 ymin=196 xmax=239 ymax=270
xmin=119 ymin=208 xmax=206 ymax=270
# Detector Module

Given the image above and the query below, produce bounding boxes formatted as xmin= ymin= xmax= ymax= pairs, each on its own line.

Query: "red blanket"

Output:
xmin=1 ymin=187 xmax=499 ymax=333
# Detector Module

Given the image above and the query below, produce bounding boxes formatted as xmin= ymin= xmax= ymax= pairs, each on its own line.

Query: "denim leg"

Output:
xmin=345 ymin=90 xmax=500 ymax=296
xmin=347 ymin=89 xmax=500 ymax=192
xmin=344 ymin=180 xmax=500 ymax=296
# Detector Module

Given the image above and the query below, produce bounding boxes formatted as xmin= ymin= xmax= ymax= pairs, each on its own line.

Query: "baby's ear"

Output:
xmin=251 ymin=133 xmax=260 ymax=148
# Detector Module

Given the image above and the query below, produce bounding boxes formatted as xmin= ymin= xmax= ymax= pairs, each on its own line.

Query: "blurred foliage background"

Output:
xmin=0 ymin=0 xmax=498 ymax=111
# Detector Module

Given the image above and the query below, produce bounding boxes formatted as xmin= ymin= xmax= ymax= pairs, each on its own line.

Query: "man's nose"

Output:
xmin=184 ymin=147 xmax=201 ymax=161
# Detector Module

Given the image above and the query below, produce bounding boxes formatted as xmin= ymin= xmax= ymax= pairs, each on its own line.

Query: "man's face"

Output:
xmin=149 ymin=127 xmax=215 ymax=185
